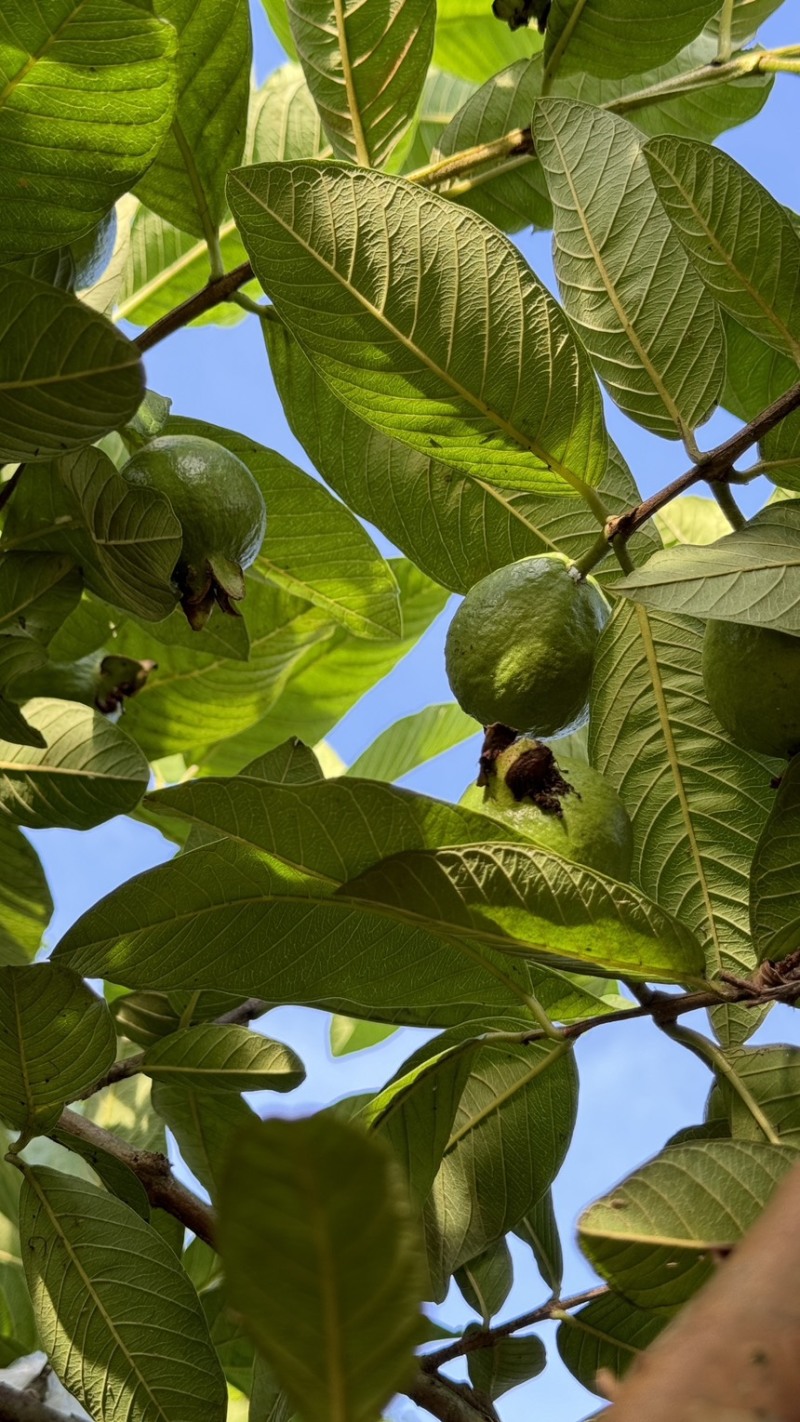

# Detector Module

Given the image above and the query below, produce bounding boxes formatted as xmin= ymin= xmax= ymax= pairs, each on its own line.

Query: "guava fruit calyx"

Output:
xmin=478 ymin=724 xmax=577 ymax=818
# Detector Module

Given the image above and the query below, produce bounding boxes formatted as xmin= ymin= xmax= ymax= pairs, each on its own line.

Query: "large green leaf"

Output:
xmin=710 ymin=0 xmax=789 ymax=44
xmin=218 ymin=1115 xmax=425 ymax=1422
xmin=431 ymin=59 xmax=551 ymax=233
xmin=709 ymin=1044 xmax=800 ymax=1145
xmin=134 ymin=0 xmax=252 ymax=238
xmin=721 ymin=316 xmax=800 ymax=490
xmin=229 ymin=162 xmax=609 ymax=499
xmin=0 ymin=697 xmax=150 ymax=830
xmin=434 ymin=0 xmax=543 ymax=82
xmin=0 ymin=964 xmax=115 ymax=1130
xmin=0 ymin=269 xmax=145 ymax=462
xmin=645 ymin=136 xmax=800 ymax=364
xmin=557 ymin=31 xmax=773 ymax=140
xmin=0 ymin=821 xmax=51 ymax=966
xmin=144 ymin=775 xmax=536 ymax=889
xmin=151 ymin=1081 xmax=257 ymax=1197
xmin=198 ymin=561 xmax=449 ymax=775
xmin=403 ymin=1019 xmax=577 ymax=1292
xmin=165 ymin=416 xmax=401 ymax=640
xmin=288 ymin=0 xmax=434 ymax=167
xmin=751 ymin=754 xmax=800 ymax=963
xmin=142 ymin=1025 xmax=305 ymax=1093
xmin=557 ymin=1292 xmax=669 ymax=1396
xmin=654 ymin=493 xmax=730 ymax=548
xmin=264 ymin=321 xmax=658 ymax=596
xmin=578 ymin=1140 xmax=795 ymax=1309
xmin=544 ymin=0 xmax=719 ymax=80
xmin=110 ymin=580 xmax=335 ymax=760
xmin=590 ymin=601 xmax=776 ymax=1044
xmin=346 ymin=704 xmax=480 ymax=782
xmin=20 ymin=1165 xmax=227 ymax=1422
xmin=118 ymin=64 xmax=325 ymax=332
xmin=56 ymin=447 xmax=182 ymax=620
xmin=53 ymin=836 xmax=648 ymax=1025
xmin=535 ymin=99 xmax=724 ymax=438
xmin=0 ymin=554 xmax=81 ymax=645
xmin=0 ymin=1 xmax=176 ymax=261
xmin=618 ymin=500 xmax=800 ymax=632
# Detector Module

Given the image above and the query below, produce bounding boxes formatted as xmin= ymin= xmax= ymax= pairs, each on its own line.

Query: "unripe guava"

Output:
xmin=445 ymin=555 xmax=610 ymax=737
xmin=120 ymin=435 xmax=266 ymax=630
xmin=461 ymin=735 xmax=633 ymax=880
xmin=703 ymin=619 xmax=800 ymax=759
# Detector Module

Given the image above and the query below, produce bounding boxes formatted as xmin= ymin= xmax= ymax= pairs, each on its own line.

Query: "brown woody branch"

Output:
xmin=56 ymin=1107 xmax=215 ymax=1246
xmin=406 ymin=1372 xmax=501 ymax=1422
xmin=607 ymin=375 xmax=800 ymax=545
xmin=0 ymin=1382 xmax=76 ymax=1422
xmin=422 ymin=1286 xmax=609 ymax=1370
xmin=133 ymin=261 xmax=254 ymax=352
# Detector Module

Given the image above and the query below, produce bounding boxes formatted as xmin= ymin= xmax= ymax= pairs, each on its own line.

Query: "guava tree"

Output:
xmin=2 ymin=1 xmax=800 ymax=1420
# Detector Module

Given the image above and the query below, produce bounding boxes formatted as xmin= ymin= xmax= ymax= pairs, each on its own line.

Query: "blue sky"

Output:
xmin=27 ymin=6 xmax=800 ymax=1418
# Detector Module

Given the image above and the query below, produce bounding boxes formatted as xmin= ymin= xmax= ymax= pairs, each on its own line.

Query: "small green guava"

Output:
xmin=120 ymin=435 xmax=266 ymax=630
xmin=445 ymin=555 xmax=610 ymax=737
xmin=461 ymin=734 xmax=633 ymax=880
xmin=703 ymin=619 xmax=800 ymax=760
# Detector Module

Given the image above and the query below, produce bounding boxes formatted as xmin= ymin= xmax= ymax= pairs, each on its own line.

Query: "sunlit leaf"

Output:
xmin=0 ymin=821 xmax=51 ymax=966
xmin=456 ymin=1239 xmax=514 ymax=1322
xmin=0 ymin=963 xmax=115 ymax=1129
xmin=228 ymin=162 xmax=608 ymax=498
xmin=0 ymin=1 xmax=176 ymax=260
xmin=134 ymin=0 xmax=252 ymax=238
xmin=142 ymin=1025 xmax=305 ymax=1093
xmin=535 ymin=99 xmax=724 ymax=438
xmin=0 ymin=698 xmax=149 ymax=830
xmin=347 ymin=704 xmax=480 ymax=783
xmin=20 ymin=1166 xmax=227 ymax=1422
xmin=645 ymin=135 xmax=800 ymax=363
xmin=288 ymin=0 xmax=434 ymax=167
xmin=434 ymin=0 xmax=543 ymax=82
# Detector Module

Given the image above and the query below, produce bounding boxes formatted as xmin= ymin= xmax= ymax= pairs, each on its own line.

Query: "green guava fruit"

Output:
xmin=121 ymin=435 xmax=266 ymax=630
xmin=445 ymin=555 xmax=610 ymax=737
xmin=703 ymin=619 xmax=800 ymax=759
xmin=461 ymin=734 xmax=633 ymax=880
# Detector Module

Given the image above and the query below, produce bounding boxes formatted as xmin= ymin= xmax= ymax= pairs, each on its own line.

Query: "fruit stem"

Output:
xmin=710 ymin=480 xmax=747 ymax=530
xmin=570 ymin=529 xmax=612 ymax=580
xmin=521 ymin=991 xmax=567 ymax=1040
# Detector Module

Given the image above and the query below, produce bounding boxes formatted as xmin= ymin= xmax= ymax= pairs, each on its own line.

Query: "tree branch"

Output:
xmin=607 ymin=375 xmax=800 ymax=546
xmin=0 ymin=1383 xmax=78 ymax=1422
xmin=405 ymin=1371 xmax=501 ymax=1422
xmin=55 ymin=1108 xmax=215 ymax=1246
xmin=133 ymin=262 xmax=254 ymax=352
xmin=422 ymin=1286 xmax=609 ymax=1369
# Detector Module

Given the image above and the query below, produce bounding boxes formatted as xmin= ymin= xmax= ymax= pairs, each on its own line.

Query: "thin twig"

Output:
xmin=133 ymin=262 xmax=254 ymax=352
xmin=607 ymin=376 xmax=800 ymax=545
xmin=56 ymin=1108 xmax=215 ymax=1246
xmin=422 ymin=1285 xmax=609 ymax=1369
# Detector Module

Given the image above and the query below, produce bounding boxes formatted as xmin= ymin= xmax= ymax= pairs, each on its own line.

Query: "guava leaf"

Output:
xmin=218 ymin=1116 xmax=425 ymax=1422
xmin=0 ymin=698 xmax=150 ymax=830
xmin=228 ymin=162 xmax=608 ymax=498
xmin=434 ymin=0 xmax=543 ymax=83
xmin=0 ymin=963 xmax=115 ymax=1130
xmin=590 ymin=601 xmax=778 ymax=1045
xmin=0 ymin=269 xmax=145 ymax=462
xmin=134 ymin=0 xmax=252 ymax=238
xmin=0 ymin=0 xmax=176 ymax=260
xmin=617 ymin=500 xmax=800 ymax=632
xmin=288 ymin=0 xmax=434 ymax=167
xmin=142 ymin=1025 xmax=305 ymax=1093
xmin=534 ymin=99 xmax=724 ymax=438
xmin=544 ymin=0 xmax=719 ymax=79
xmin=578 ymin=1140 xmax=795 ymax=1309
xmin=20 ymin=1166 xmax=227 ymax=1422
xmin=645 ymin=136 xmax=800 ymax=364
xmin=346 ymin=704 xmax=480 ymax=783
xmin=751 ymin=755 xmax=800 ymax=964
xmin=557 ymin=1292 xmax=669 ymax=1397
xmin=0 ymin=821 xmax=51 ymax=966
